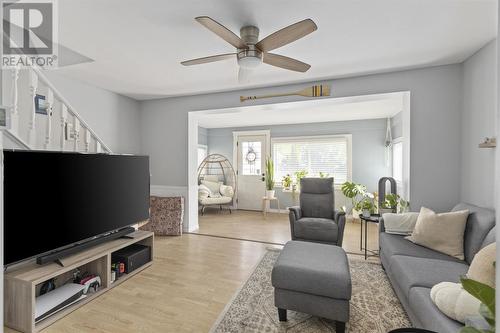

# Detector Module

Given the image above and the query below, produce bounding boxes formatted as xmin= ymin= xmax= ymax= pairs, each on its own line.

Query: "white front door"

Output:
xmin=236 ymin=133 xmax=268 ymax=211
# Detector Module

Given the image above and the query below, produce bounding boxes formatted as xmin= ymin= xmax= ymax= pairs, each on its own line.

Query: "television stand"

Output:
xmin=4 ymin=230 xmax=154 ymax=333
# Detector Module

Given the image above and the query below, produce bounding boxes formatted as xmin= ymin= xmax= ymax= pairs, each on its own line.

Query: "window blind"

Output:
xmin=272 ymin=136 xmax=350 ymax=185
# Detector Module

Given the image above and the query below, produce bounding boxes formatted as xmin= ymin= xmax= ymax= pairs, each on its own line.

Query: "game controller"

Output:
xmin=79 ymin=275 xmax=101 ymax=294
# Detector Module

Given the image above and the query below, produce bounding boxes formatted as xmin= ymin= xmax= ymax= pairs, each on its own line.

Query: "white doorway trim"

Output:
xmin=232 ymin=130 xmax=271 ymax=210
xmin=187 ymin=91 xmax=411 ymax=232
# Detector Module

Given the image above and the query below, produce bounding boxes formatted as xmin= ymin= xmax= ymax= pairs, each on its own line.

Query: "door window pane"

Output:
xmin=241 ymin=141 xmax=261 ymax=175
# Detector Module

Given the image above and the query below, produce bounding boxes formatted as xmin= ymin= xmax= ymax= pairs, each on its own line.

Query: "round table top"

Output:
xmin=388 ymin=329 xmax=438 ymax=333
xmin=358 ymin=213 xmax=381 ymax=223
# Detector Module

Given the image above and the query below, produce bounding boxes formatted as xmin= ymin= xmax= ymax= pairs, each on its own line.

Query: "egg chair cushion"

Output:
xmin=201 ymin=180 xmax=222 ymax=196
xmin=199 ymin=196 xmax=233 ymax=205
xmin=220 ymin=184 xmax=234 ymax=198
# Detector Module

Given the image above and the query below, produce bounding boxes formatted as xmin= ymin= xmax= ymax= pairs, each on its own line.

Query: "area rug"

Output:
xmin=210 ymin=250 xmax=411 ymax=333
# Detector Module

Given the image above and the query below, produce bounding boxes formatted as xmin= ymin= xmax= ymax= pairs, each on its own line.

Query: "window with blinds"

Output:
xmin=272 ymin=135 xmax=351 ymax=185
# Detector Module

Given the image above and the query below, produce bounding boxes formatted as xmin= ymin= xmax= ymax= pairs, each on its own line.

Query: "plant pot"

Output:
xmin=362 ymin=209 xmax=371 ymax=218
xmin=266 ymin=190 xmax=275 ymax=199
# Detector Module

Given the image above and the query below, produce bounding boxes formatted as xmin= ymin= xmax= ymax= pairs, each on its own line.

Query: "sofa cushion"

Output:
xmin=452 ymin=203 xmax=496 ymax=264
xmin=380 ymin=232 xmax=464 ymax=265
xmin=409 ymin=287 xmax=464 ymax=333
xmin=406 ymin=207 xmax=469 ymax=260
xmin=271 ymin=241 xmax=351 ymax=300
xmin=390 ymin=256 xmax=469 ymax=299
xmin=294 ymin=218 xmax=338 ymax=242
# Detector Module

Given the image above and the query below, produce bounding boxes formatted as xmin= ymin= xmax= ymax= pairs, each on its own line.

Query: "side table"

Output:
xmin=359 ymin=213 xmax=380 ymax=260
xmin=262 ymin=197 xmax=280 ymax=218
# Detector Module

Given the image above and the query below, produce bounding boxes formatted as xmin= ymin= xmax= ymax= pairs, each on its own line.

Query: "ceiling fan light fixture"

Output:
xmin=237 ymin=46 xmax=262 ymax=69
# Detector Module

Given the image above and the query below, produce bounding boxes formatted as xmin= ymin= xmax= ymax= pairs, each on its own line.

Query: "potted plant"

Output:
xmin=265 ymin=158 xmax=275 ymax=198
xmin=341 ymin=181 xmax=367 ymax=215
xmin=356 ymin=193 xmax=375 ymax=217
xmin=294 ymin=169 xmax=308 ymax=187
xmin=319 ymin=172 xmax=329 ymax=178
xmin=282 ymin=174 xmax=292 ymax=190
xmin=380 ymin=193 xmax=411 ymax=214
xmin=380 ymin=193 xmax=399 ymax=214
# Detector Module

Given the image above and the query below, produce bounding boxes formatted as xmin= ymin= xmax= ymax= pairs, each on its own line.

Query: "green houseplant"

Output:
xmin=355 ymin=193 xmax=375 ymax=217
xmin=282 ymin=174 xmax=292 ymax=190
xmin=319 ymin=172 xmax=330 ymax=178
xmin=341 ymin=181 xmax=367 ymax=214
xmin=294 ymin=170 xmax=308 ymax=186
xmin=460 ymin=277 xmax=495 ymax=333
xmin=265 ymin=157 xmax=275 ymax=198
xmin=380 ymin=193 xmax=410 ymax=214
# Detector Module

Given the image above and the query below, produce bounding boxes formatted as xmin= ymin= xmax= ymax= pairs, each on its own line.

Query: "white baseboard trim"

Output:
xmin=150 ymin=185 xmax=188 ymax=197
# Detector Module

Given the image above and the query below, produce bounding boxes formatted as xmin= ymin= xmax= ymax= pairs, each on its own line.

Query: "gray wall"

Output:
xmin=42 ymin=71 xmax=141 ymax=154
xmin=461 ymin=39 xmax=497 ymax=209
xmin=206 ymin=119 xmax=390 ymax=209
xmin=140 ymin=64 xmax=463 ymax=213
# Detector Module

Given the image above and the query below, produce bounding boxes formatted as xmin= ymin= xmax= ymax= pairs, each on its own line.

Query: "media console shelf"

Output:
xmin=4 ymin=230 xmax=154 ymax=333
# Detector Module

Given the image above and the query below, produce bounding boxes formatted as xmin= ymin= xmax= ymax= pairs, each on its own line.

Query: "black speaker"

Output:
xmin=111 ymin=244 xmax=151 ymax=274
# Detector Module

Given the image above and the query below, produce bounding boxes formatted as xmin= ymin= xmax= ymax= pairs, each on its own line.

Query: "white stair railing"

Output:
xmin=4 ymin=65 xmax=112 ymax=154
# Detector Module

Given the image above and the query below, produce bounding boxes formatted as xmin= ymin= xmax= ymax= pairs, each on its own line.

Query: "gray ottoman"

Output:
xmin=271 ymin=241 xmax=351 ymax=333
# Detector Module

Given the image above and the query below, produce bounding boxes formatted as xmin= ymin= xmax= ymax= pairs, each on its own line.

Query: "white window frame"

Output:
xmin=197 ymin=144 xmax=208 ymax=167
xmin=391 ymin=137 xmax=404 ymax=195
xmin=271 ymin=134 xmax=352 ymax=188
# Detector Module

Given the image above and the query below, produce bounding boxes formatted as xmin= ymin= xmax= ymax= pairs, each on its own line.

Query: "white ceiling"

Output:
xmin=196 ymin=92 xmax=404 ymax=128
xmin=50 ymin=0 xmax=497 ymax=100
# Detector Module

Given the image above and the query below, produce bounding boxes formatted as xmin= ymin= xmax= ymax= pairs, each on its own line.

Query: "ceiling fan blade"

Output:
xmin=263 ymin=53 xmax=311 ymax=72
xmin=256 ymin=19 xmax=317 ymax=52
xmin=195 ymin=16 xmax=247 ymax=49
xmin=238 ymin=67 xmax=252 ymax=83
xmin=181 ymin=53 xmax=236 ymax=66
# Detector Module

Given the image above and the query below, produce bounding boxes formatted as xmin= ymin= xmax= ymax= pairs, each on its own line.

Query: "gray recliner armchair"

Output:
xmin=289 ymin=177 xmax=346 ymax=246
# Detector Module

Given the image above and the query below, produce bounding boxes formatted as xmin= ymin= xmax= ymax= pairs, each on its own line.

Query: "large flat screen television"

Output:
xmin=4 ymin=150 xmax=150 ymax=266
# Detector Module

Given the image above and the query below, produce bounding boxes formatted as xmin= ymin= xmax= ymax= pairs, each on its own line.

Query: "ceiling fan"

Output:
xmin=181 ymin=16 xmax=317 ymax=83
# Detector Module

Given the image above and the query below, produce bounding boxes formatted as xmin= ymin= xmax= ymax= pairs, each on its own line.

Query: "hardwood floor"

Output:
xmin=5 ymin=211 xmax=379 ymax=333
xmin=193 ymin=209 xmax=379 ymax=256
xmin=6 ymin=235 xmax=279 ymax=333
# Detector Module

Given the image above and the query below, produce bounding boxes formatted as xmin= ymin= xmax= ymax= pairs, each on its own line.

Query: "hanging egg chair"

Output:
xmin=197 ymin=154 xmax=237 ymax=215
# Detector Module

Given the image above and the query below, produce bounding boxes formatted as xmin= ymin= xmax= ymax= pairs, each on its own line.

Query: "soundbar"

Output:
xmin=36 ymin=226 xmax=136 ymax=266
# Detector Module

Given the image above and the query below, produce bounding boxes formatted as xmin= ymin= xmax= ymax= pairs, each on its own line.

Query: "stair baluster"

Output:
xmin=45 ymin=89 xmax=54 ymax=149
xmin=28 ymin=69 xmax=38 ymax=146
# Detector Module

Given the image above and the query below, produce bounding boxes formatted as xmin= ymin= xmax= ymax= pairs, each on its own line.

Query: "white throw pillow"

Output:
xmin=430 ymin=282 xmax=481 ymax=323
xmin=198 ymin=184 xmax=211 ymax=199
xmin=406 ymin=207 xmax=469 ymax=260
xmin=220 ymin=184 xmax=234 ymax=198
xmin=467 ymin=242 xmax=496 ymax=288
xmin=382 ymin=212 xmax=419 ymax=235
xmin=201 ymin=180 xmax=222 ymax=196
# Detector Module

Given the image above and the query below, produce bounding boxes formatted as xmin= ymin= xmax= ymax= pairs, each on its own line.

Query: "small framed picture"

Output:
xmin=35 ymin=94 xmax=48 ymax=115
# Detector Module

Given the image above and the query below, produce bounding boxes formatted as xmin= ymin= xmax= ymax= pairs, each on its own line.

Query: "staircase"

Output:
xmin=2 ymin=66 xmax=111 ymax=153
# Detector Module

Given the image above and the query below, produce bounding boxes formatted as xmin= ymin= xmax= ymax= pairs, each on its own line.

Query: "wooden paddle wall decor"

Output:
xmin=240 ymin=84 xmax=331 ymax=102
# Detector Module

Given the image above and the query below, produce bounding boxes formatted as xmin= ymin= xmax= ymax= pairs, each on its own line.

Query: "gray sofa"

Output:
xmin=289 ymin=177 xmax=346 ymax=246
xmin=379 ymin=203 xmax=496 ymax=333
